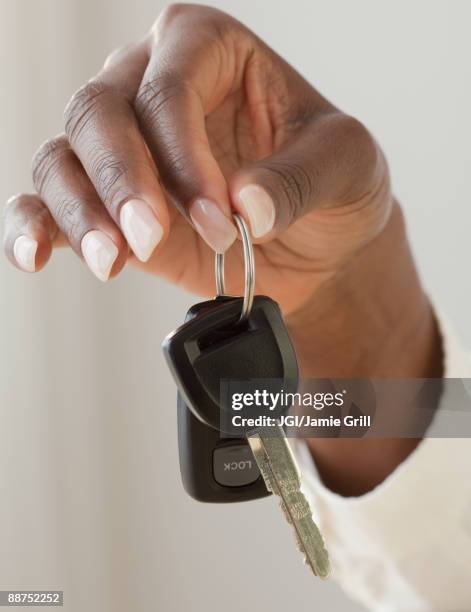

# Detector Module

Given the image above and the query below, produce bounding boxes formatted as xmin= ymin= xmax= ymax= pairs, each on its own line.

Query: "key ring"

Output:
xmin=215 ymin=214 xmax=255 ymax=323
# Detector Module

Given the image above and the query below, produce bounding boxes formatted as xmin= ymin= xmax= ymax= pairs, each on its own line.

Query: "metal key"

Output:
xmin=247 ymin=425 xmax=330 ymax=578
xmin=216 ymin=219 xmax=330 ymax=576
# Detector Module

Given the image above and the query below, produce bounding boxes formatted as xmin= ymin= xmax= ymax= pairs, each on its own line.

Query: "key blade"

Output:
xmin=248 ymin=427 xmax=331 ymax=579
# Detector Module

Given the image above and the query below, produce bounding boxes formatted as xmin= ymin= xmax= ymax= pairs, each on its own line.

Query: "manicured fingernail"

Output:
xmin=81 ymin=230 xmax=118 ymax=282
xmin=13 ymin=235 xmax=38 ymax=272
xmin=189 ymin=198 xmax=237 ymax=253
xmin=238 ymin=184 xmax=275 ymax=238
xmin=120 ymin=199 xmax=163 ymax=262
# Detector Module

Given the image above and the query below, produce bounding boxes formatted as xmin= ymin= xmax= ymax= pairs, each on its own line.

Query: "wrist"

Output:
xmin=286 ymin=201 xmax=442 ymax=379
xmin=286 ymin=201 xmax=443 ymax=495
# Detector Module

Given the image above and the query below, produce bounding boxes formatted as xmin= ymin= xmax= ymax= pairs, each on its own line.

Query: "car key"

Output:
xmin=162 ymin=214 xmax=330 ymax=578
xmin=164 ymin=293 xmax=297 ymax=501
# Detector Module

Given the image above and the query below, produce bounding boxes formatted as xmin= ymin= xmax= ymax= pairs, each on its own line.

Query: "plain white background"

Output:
xmin=1 ymin=1 xmax=469 ymax=610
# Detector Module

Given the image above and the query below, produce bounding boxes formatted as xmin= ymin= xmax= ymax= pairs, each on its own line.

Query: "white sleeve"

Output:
xmin=292 ymin=313 xmax=471 ymax=612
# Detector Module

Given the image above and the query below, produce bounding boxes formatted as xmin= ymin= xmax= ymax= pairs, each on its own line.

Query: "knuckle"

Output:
xmin=4 ymin=194 xmax=38 ymax=219
xmin=321 ymin=112 xmax=386 ymax=204
xmin=103 ymin=43 xmax=131 ymax=68
xmin=5 ymin=193 xmax=23 ymax=211
xmin=158 ymin=3 xmax=188 ymax=25
xmin=53 ymin=194 xmax=90 ymax=244
xmin=262 ymin=158 xmax=314 ymax=218
xmin=31 ymin=135 xmax=70 ymax=193
xmin=4 ymin=193 xmax=38 ymax=215
xmin=155 ymin=3 xmax=201 ymax=30
xmin=91 ymin=152 xmax=128 ymax=205
xmin=158 ymin=142 xmax=193 ymax=191
xmin=3 ymin=194 xmax=25 ymax=225
xmin=134 ymin=75 xmax=188 ymax=124
xmin=336 ymin=114 xmax=378 ymax=168
xmin=341 ymin=115 xmax=373 ymax=148
xmin=333 ymin=114 xmax=384 ymax=192
xmin=153 ymin=3 xmax=228 ymax=38
xmin=64 ymin=80 xmax=108 ymax=142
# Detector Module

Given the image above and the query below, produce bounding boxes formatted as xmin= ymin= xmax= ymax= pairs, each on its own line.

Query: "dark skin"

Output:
xmin=3 ymin=4 xmax=442 ymax=495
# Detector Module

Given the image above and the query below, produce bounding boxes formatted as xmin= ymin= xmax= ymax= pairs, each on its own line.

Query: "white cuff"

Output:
xmin=291 ymin=310 xmax=471 ymax=611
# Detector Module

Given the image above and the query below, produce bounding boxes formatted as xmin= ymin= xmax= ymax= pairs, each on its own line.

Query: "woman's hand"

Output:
xmin=3 ymin=4 xmax=390 ymax=316
xmin=3 ymin=4 xmax=442 ymax=494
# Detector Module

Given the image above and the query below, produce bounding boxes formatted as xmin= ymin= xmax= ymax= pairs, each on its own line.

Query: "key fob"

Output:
xmin=162 ymin=295 xmax=299 ymax=503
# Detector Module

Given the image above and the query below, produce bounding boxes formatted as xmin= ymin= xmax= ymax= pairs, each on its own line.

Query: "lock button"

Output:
xmin=213 ymin=444 xmax=260 ymax=487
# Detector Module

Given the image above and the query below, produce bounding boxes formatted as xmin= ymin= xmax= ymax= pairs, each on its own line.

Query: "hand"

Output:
xmin=3 ymin=4 xmax=390 ymax=316
xmin=3 ymin=4 xmax=442 ymax=494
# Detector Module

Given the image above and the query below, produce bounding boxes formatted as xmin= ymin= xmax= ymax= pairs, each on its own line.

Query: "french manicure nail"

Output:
xmin=238 ymin=184 xmax=275 ymax=238
xmin=13 ymin=235 xmax=38 ymax=272
xmin=81 ymin=230 xmax=118 ymax=282
xmin=120 ymin=199 xmax=163 ymax=262
xmin=189 ymin=198 xmax=237 ymax=253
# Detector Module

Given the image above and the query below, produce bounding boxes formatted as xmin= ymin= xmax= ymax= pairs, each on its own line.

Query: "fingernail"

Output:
xmin=81 ymin=230 xmax=118 ymax=282
xmin=120 ymin=199 xmax=163 ymax=262
xmin=238 ymin=184 xmax=275 ymax=238
xmin=13 ymin=235 xmax=38 ymax=272
xmin=189 ymin=198 xmax=237 ymax=253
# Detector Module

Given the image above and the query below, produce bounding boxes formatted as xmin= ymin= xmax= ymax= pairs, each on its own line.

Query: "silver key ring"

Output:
xmin=215 ymin=214 xmax=255 ymax=323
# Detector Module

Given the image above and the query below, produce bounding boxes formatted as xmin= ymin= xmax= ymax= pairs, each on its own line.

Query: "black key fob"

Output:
xmin=162 ymin=295 xmax=298 ymax=503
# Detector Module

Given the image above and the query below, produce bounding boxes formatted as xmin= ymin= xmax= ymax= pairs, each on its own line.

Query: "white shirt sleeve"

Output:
xmin=292 ymin=314 xmax=471 ymax=612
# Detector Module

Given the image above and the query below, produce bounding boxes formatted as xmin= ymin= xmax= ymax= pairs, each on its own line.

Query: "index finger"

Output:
xmin=64 ymin=41 xmax=170 ymax=263
xmin=132 ymin=5 xmax=244 ymax=253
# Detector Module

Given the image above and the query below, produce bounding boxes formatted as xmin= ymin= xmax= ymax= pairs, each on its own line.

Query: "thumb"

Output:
xmin=229 ymin=114 xmax=375 ymax=240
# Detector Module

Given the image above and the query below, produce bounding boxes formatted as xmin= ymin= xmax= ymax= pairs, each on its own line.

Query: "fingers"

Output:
xmin=228 ymin=114 xmax=384 ymax=241
xmin=135 ymin=76 xmax=237 ymax=253
xmin=64 ymin=41 xmax=170 ymax=263
xmin=31 ymin=134 xmax=128 ymax=281
xmin=3 ymin=194 xmax=57 ymax=273
xmin=134 ymin=72 xmax=235 ymax=253
xmin=132 ymin=6 xmax=240 ymax=253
